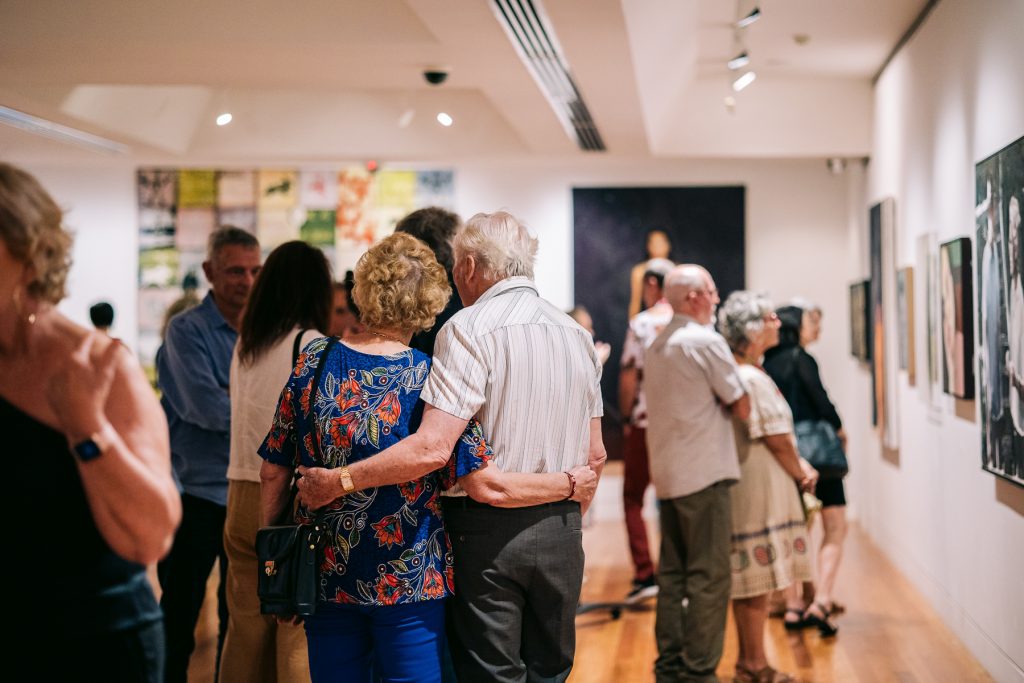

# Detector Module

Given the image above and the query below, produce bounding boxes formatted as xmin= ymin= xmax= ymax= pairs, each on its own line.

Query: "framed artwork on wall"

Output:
xmin=939 ymin=237 xmax=974 ymax=400
xmin=572 ymin=186 xmax=745 ymax=460
xmin=849 ymin=280 xmax=870 ymax=362
xmin=975 ymin=134 xmax=1024 ymax=487
xmin=870 ymin=198 xmax=899 ymax=451
xmin=897 ymin=266 xmax=915 ymax=385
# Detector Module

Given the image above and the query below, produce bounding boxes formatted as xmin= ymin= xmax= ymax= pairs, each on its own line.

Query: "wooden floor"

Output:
xmin=178 ymin=480 xmax=992 ymax=682
xmin=571 ymin=519 xmax=992 ymax=683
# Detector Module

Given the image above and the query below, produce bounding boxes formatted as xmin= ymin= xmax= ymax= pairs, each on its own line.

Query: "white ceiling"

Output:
xmin=0 ymin=0 xmax=928 ymax=163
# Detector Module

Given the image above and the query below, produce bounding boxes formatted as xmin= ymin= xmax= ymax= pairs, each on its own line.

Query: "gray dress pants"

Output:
xmin=442 ymin=498 xmax=584 ymax=683
xmin=654 ymin=480 xmax=733 ymax=683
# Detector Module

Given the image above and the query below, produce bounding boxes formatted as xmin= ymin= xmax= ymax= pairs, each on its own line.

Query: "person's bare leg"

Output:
xmin=732 ymin=594 xmax=769 ymax=673
xmin=813 ymin=506 xmax=847 ymax=611
xmin=782 ymin=582 xmax=804 ymax=627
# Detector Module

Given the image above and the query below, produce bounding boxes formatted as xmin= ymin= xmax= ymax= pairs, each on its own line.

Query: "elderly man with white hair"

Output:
xmin=644 ymin=264 xmax=749 ymax=683
xmin=297 ymin=211 xmax=606 ymax=682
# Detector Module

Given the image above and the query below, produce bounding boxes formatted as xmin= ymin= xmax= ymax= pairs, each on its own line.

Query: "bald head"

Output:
xmin=665 ymin=264 xmax=719 ymax=324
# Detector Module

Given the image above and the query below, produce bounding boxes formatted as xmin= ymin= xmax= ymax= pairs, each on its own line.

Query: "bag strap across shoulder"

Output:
xmin=291 ymin=329 xmax=308 ymax=366
xmin=276 ymin=335 xmax=337 ymax=526
xmin=307 ymin=336 xmax=338 ymax=461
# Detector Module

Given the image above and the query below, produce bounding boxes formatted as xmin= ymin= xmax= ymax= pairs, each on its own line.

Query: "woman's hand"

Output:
xmin=798 ymin=458 xmax=819 ymax=493
xmin=296 ymin=465 xmax=344 ymax=510
xmin=836 ymin=427 xmax=848 ymax=451
xmin=45 ymin=332 xmax=120 ymax=441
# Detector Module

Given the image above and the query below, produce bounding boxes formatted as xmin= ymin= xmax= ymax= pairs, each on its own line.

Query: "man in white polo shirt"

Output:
xmin=645 ymin=264 xmax=749 ymax=683
xmin=297 ymin=211 xmax=606 ymax=682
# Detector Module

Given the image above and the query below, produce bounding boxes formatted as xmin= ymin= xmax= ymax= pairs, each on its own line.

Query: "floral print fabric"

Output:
xmin=259 ymin=337 xmax=491 ymax=607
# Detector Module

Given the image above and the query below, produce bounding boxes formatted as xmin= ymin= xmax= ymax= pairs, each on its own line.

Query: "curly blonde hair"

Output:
xmin=0 ymin=163 xmax=73 ymax=304
xmin=353 ymin=232 xmax=451 ymax=333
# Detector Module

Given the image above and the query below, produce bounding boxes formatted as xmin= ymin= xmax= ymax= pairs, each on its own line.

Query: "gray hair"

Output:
xmin=717 ymin=290 xmax=775 ymax=354
xmin=207 ymin=225 xmax=259 ymax=262
xmin=453 ymin=211 xmax=537 ymax=281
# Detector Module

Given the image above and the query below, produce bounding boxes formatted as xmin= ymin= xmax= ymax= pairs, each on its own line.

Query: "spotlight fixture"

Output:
xmin=216 ymin=112 xmax=233 ymax=126
xmin=827 ymin=158 xmax=847 ymax=175
xmin=724 ymin=95 xmax=737 ymax=113
xmin=397 ymin=108 xmax=415 ymax=129
xmin=436 ymin=112 xmax=453 ymax=127
xmin=727 ymin=51 xmax=750 ymax=70
xmin=732 ymin=71 xmax=757 ymax=92
xmin=736 ymin=6 xmax=761 ymax=29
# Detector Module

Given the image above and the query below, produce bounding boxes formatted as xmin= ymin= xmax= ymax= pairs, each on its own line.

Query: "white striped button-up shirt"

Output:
xmin=422 ymin=277 xmax=604 ymax=495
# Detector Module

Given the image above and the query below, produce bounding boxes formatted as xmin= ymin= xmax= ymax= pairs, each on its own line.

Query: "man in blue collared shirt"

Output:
xmin=156 ymin=226 xmax=261 ymax=683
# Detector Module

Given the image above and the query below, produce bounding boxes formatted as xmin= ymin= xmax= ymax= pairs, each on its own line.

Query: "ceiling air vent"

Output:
xmin=490 ymin=0 xmax=606 ymax=152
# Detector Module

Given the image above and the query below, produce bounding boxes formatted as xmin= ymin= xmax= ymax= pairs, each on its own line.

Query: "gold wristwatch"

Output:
xmin=338 ymin=466 xmax=355 ymax=494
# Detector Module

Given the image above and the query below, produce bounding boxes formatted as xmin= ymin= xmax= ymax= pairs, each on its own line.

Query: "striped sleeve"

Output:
xmin=422 ymin=320 xmax=488 ymax=420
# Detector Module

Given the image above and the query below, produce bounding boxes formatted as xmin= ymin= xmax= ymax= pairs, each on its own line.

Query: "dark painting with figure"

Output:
xmin=939 ymin=237 xmax=974 ymax=400
xmin=572 ymin=186 xmax=745 ymax=459
xmin=849 ymin=280 xmax=870 ymax=362
xmin=975 ymin=135 xmax=1024 ymax=487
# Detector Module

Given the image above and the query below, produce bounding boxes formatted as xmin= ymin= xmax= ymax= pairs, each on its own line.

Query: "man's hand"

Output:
xmin=569 ymin=464 xmax=598 ymax=509
xmin=296 ymin=465 xmax=343 ymax=510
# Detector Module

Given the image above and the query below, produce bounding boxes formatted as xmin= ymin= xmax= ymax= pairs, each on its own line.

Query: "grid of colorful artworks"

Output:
xmin=136 ymin=167 xmax=455 ymax=377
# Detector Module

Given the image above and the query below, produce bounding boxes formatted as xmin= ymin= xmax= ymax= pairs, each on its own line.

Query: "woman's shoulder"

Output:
xmin=740 ymin=365 xmax=778 ymax=396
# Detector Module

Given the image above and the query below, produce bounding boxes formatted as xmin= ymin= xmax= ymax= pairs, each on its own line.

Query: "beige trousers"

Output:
xmin=219 ymin=480 xmax=310 ymax=683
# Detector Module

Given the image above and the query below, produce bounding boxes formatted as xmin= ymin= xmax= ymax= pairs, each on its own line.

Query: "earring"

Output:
xmin=11 ymin=287 xmax=36 ymax=325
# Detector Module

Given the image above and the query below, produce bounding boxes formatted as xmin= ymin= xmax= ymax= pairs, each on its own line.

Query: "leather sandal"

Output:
xmin=782 ymin=607 xmax=807 ymax=631
xmin=802 ymin=601 xmax=838 ymax=637
xmin=736 ymin=663 xmax=797 ymax=683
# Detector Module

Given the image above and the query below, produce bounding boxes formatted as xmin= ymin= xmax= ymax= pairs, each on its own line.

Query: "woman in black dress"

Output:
xmin=763 ymin=303 xmax=846 ymax=635
xmin=0 ymin=163 xmax=181 ymax=680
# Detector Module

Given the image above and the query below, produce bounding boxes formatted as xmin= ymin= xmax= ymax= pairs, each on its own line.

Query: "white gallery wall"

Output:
xmin=853 ymin=0 xmax=1024 ymax=680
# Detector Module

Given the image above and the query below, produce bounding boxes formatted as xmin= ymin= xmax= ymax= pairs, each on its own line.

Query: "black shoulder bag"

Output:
xmin=255 ymin=332 xmax=337 ymax=616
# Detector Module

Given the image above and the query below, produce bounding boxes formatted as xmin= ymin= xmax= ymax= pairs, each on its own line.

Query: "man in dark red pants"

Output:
xmin=618 ymin=258 xmax=674 ymax=602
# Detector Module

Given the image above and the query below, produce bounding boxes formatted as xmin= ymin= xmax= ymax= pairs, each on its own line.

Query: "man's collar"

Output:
xmin=475 ymin=276 xmax=538 ymax=305
xmin=673 ymin=312 xmax=703 ymax=325
xmin=200 ymin=291 xmax=234 ymax=330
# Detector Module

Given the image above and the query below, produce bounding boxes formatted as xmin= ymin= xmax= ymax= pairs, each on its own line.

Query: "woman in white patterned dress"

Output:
xmin=718 ymin=291 xmax=819 ymax=683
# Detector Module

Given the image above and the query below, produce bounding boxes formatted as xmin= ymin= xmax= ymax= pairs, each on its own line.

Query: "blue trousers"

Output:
xmin=304 ymin=600 xmax=446 ymax=683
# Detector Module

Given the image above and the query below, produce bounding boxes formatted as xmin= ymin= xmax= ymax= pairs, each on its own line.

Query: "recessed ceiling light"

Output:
xmin=736 ymin=6 xmax=761 ymax=29
xmin=793 ymin=34 xmax=810 ymax=46
xmin=724 ymin=96 xmax=737 ymax=113
xmin=398 ymin=109 xmax=415 ymax=128
xmin=732 ymin=71 xmax=757 ymax=92
xmin=436 ymin=112 xmax=453 ymax=127
xmin=216 ymin=112 xmax=233 ymax=126
xmin=728 ymin=51 xmax=750 ymax=70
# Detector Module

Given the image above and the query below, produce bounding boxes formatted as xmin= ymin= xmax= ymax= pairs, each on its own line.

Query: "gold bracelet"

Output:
xmin=338 ymin=466 xmax=355 ymax=494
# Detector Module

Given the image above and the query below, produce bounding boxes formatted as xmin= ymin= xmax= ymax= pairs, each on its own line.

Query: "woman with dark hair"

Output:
xmin=220 ymin=240 xmax=333 ymax=682
xmin=763 ymin=302 xmax=845 ymax=635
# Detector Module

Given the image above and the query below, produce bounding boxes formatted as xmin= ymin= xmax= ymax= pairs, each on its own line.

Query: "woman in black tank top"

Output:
xmin=0 ymin=163 xmax=181 ymax=681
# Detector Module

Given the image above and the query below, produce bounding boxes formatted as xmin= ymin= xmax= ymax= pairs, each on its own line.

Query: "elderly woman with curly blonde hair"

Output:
xmin=259 ymin=232 xmax=493 ymax=682
xmin=0 ymin=163 xmax=181 ymax=680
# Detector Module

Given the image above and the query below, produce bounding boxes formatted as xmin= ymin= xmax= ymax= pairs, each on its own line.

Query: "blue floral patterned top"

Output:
xmin=258 ymin=337 xmax=491 ymax=607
